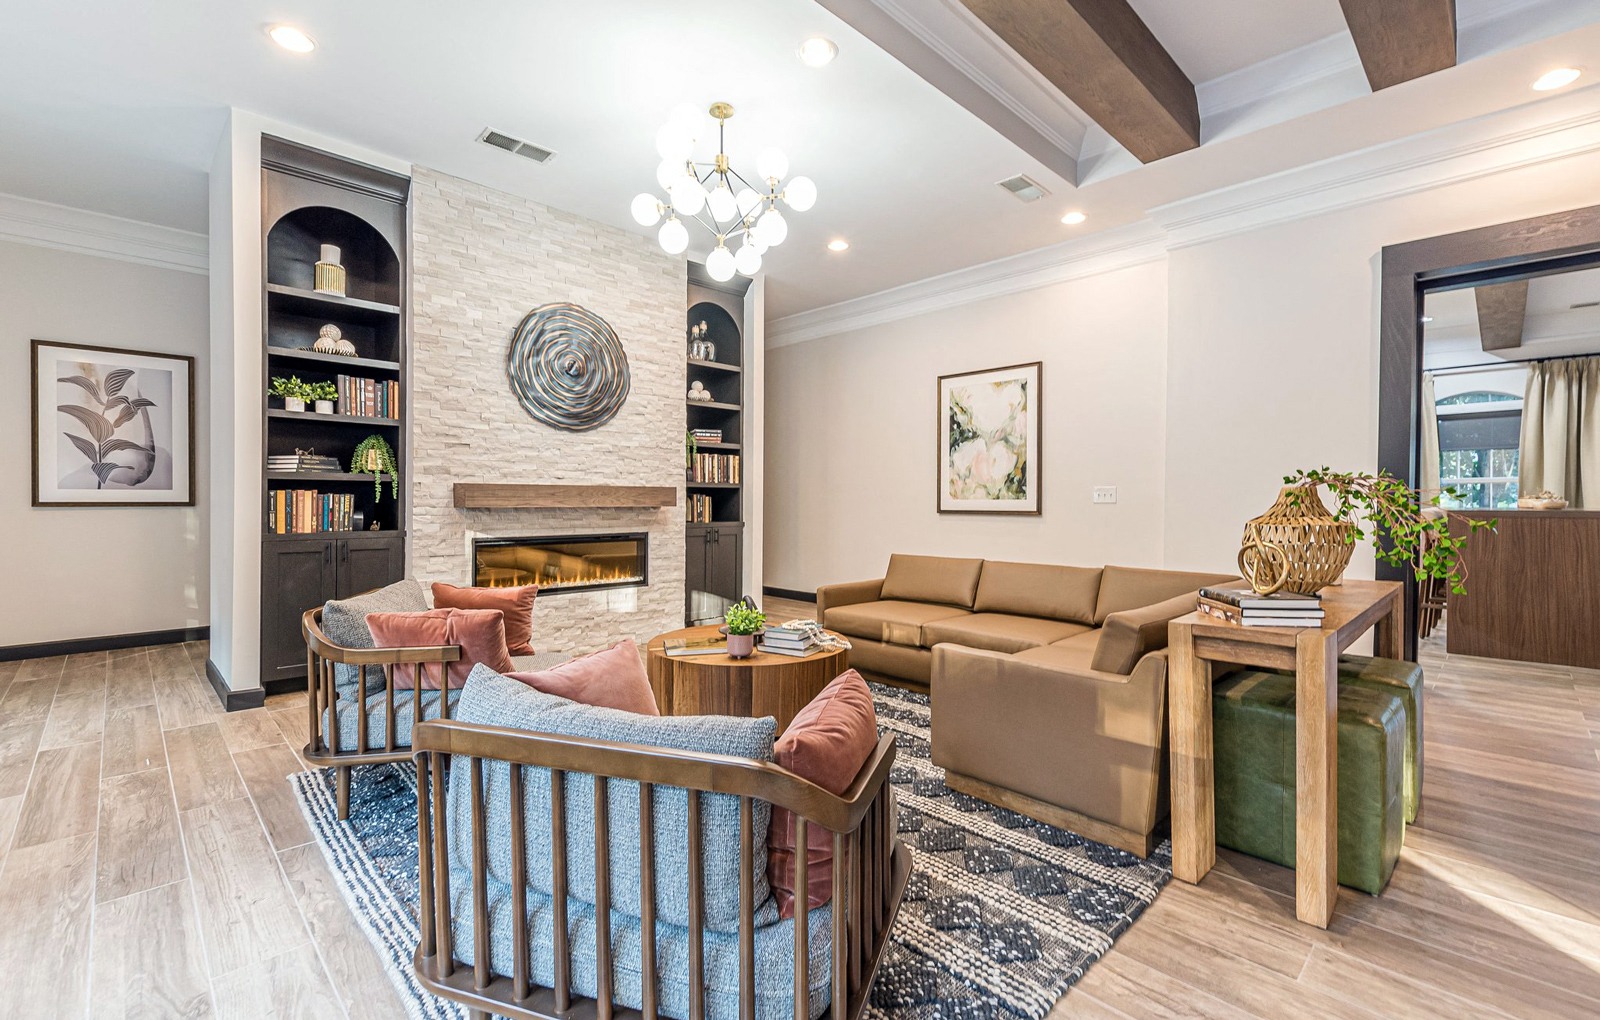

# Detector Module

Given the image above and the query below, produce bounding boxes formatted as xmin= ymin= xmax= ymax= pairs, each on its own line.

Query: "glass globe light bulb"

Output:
xmin=756 ymin=208 xmax=788 ymax=247
xmin=706 ymin=244 xmax=736 ymax=282
xmin=756 ymin=146 xmax=789 ymax=183
xmin=655 ymin=122 xmax=693 ymax=163
xmin=734 ymin=243 xmax=763 ymax=277
xmin=706 ymin=180 xmax=738 ymax=222
xmin=734 ymin=187 xmax=762 ymax=220
xmin=658 ymin=217 xmax=688 ymax=255
xmin=670 ymin=174 xmax=706 ymax=215
xmin=630 ymin=193 xmax=662 ymax=227
xmin=656 ymin=160 xmax=682 ymax=192
xmin=783 ymin=175 xmax=817 ymax=212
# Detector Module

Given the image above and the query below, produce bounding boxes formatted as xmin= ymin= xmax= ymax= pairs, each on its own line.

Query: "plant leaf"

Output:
xmin=92 ymin=462 xmax=125 ymax=484
xmin=112 ymin=405 xmax=138 ymax=428
xmin=64 ymin=432 xmax=98 ymax=465
xmin=103 ymin=368 xmax=135 ymax=398
xmin=57 ymin=403 xmax=112 ymax=443
xmin=128 ymin=397 xmax=156 ymax=410
xmin=99 ymin=438 xmax=147 ymax=457
xmin=58 ymin=375 xmax=104 ymax=404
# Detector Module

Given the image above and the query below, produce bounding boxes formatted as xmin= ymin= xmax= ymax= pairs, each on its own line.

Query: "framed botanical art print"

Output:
xmin=937 ymin=361 xmax=1041 ymax=514
xmin=31 ymin=340 xmax=195 ymax=507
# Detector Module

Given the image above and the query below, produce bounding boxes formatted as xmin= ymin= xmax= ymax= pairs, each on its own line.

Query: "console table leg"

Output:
xmin=1167 ymin=621 xmax=1214 ymax=884
xmin=1295 ymin=629 xmax=1339 ymax=928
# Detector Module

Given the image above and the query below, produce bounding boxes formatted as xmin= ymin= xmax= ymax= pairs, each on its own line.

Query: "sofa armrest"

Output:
xmin=815 ymin=577 xmax=884 ymax=619
xmin=1092 ymin=589 xmax=1213 ymax=675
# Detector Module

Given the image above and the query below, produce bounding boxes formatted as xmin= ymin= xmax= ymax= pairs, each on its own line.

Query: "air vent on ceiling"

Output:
xmin=478 ymin=128 xmax=556 ymax=164
xmin=996 ymin=174 xmax=1049 ymax=203
xmin=1571 ymin=300 xmax=1600 ymax=310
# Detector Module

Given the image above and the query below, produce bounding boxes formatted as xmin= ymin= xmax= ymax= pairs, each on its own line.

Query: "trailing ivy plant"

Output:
xmin=351 ymin=434 xmax=399 ymax=501
xmin=723 ymin=602 xmax=766 ymax=636
xmin=1283 ymin=467 xmax=1495 ymax=595
xmin=685 ymin=429 xmax=697 ymax=470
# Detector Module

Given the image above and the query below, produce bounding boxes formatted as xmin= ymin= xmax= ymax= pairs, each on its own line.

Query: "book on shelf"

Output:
xmin=1197 ymin=598 xmax=1324 ymax=628
xmin=688 ymin=453 xmax=740 ymax=485
xmin=268 ymin=489 xmax=355 ymax=534
xmin=335 ymin=374 xmax=401 ymax=420
xmin=266 ymin=452 xmax=341 ymax=472
xmin=1197 ymin=587 xmax=1323 ymax=611
xmin=756 ymin=642 xmax=823 ymax=657
xmin=690 ymin=428 xmax=723 ymax=442
xmin=662 ymin=635 xmax=727 ymax=657
xmin=762 ymin=620 xmax=851 ymax=653
xmin=686 ymin=493 xmax=715 ymax=524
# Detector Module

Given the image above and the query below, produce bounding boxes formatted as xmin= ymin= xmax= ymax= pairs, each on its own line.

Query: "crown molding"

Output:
xmin=766 ymin=220 xmax=1168 ymax=348
xmin=0 ymin=192 xmax=207 ymax=274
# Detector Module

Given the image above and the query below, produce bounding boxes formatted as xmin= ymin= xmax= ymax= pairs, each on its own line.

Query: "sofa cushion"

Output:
xmin=507 ymin=638 xmax=658 ymax=715
xmin=450 ymin=667 xmax=778 ymax=933
xmin=432 ymin=581 xmax=538 ymax=656
xmin=822 ymin=600 xmax=970 ymax=647
xmin=768 ymin=670 xmax=878 ymax=919
xmin=1011 ymin=632 xmax=1101 ymax=672
xmin=1090 ymin=591 xmax=1201 ymax=676
xmin=922 ymin=613 xmax=1090 ymax=655
xmin=322 ymin=686 xmax=461 ymax=753
xmin=321 ymin=578 xmax=429 ymax=690
xmin=972 ymin=561 xmax=1103 ymax=625
xmin=879 ymin=554 xmax=984 ymax=608
xmin=367 ymin=607 xmax=515 ymax=690
xmin=1093 ymin=566 xmax=1240 ymax=624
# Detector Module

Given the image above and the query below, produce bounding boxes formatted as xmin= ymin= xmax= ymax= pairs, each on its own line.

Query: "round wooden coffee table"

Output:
xmin=645 ymin=625 xmax=850 ymax=734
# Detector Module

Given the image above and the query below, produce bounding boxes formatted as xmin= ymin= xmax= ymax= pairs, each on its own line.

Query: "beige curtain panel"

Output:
xmin=1420 ymin=373 xmax=1440 ymax=498
xmin=1519 ymin=355 xmax=1600 ymax=508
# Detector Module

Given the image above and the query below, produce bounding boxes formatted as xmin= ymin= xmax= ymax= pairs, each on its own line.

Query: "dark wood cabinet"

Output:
xmin=685 ymin=265 xmax=749 ymax=625
xmin=260 ymin=532 xmax=404 ymax=687
xmin=686 ymin=523 xmax=743 ymax=625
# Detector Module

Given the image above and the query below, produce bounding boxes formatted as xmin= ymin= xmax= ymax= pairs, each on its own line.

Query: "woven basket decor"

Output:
xmin=1240 ymin=485 xmax=1355 ymax=595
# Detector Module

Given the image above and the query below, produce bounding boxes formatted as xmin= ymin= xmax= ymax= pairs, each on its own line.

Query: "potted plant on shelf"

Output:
xmin=722 ymin=601 xmax=766 ymax=660
xmin=1244 ymin=467 xmax=1494 ymax=596
xmin=351 ymin=435 xmax=399 ymax=501
xmin=269 ymin=376 xmax=314 ymax=413
xmin=310 ymin=381 xmax=338 ymax=415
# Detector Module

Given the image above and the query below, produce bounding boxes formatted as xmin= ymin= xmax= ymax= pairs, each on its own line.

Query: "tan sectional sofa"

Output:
xmin=816 ymin=554 xmax=1238 ymax=857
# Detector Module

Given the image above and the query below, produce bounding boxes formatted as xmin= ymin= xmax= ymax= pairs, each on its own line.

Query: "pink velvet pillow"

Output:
xmin=506 ymin=638 xmax=659 ymax=716
xmin=767 ymin=669 xmax=879 ymax=918
xmin=366 ymin=608 xmax=514 ymax=690
xmin=431 ymin=582 xmax=538 ymax=656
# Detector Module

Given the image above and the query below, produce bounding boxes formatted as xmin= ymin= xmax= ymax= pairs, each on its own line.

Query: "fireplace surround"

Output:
xmin=472 ymin=533 xmax=648 ymax=596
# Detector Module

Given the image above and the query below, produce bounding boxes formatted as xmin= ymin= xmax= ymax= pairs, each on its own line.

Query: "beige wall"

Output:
xmin=1 ymin=239 xmax=208 ymax=646
xmin=765 ymin=259 xmax=1170 ymax=591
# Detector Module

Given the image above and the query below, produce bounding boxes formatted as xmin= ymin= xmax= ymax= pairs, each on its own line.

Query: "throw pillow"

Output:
xmin=506 ymin=638 xmax=659 ymax=715
xmin=767 ymin=669 xmax=879 ymax=918
xmin=432 ymin=582 xmax=538 ymax=656
xmin=366 ymin=608 xmax=514 ymax=690
xmin=320 ymin=579 xmax=429 ymax=690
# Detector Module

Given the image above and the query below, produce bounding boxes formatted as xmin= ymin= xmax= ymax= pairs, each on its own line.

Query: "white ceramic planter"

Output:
xmin=314 ymin=400 xmax=335 ymax=414
xmin=285 ymin=397 xmax=306 ymax=413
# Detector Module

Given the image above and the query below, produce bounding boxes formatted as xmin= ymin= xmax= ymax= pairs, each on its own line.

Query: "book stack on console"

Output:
xmin=1196 ymin=587 xmax=1326 ymax=628
xmin=758 ymin=620 xmax=851 ymax=657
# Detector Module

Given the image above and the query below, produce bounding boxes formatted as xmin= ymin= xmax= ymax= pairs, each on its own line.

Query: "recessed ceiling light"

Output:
xmin=1060 ymin=210 xmax=1087 ymax=225
xmin=1532 ymin=67 xmax=1581 ymax=91
xmin=827 ymin=239 xmax=850 ymax=252
xmin=1420 ymin=315 xmax=1434 ymax=323
xmin=268 ymin=24 xmax=316 ymax=53
xmin=798 ymin=37 xmax=838 ymax=68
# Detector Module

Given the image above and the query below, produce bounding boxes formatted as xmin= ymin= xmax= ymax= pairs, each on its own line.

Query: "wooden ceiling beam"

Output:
xmin=959 ymin=0 xmax=1198 ymax=164
xmin=1474 ymin=280 xmax=1529 ymax=352
xmin=1338 ymin=0 xmax=1457 ymax=91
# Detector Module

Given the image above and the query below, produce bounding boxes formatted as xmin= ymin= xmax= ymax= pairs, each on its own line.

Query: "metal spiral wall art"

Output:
xmin=506 ymin=302 xmax=631 ymax=432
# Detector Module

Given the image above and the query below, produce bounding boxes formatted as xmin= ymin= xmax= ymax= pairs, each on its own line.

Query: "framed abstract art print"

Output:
xmin=937 ymin=361 xmax=1041 ymax=514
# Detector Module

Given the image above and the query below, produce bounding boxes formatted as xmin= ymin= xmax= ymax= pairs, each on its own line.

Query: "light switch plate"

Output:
xmin=1092 ymin=486 xmax=1118 ymax=504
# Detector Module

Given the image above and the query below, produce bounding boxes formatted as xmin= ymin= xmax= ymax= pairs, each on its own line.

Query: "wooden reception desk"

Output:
xmin=1447 ymin=509 xmax=1600 ymax=669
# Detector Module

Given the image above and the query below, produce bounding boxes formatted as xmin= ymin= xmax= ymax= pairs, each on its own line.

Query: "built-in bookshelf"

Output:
xmin=257 ymin=137 xmax=410 ymax=690
xmin=685 ymin=266 xmax=749 ymax=624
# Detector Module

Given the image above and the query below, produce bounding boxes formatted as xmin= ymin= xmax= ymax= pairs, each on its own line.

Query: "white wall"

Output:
xmin=765 ymin=258 xmax=1169 ymax=591
xmin=0 ymin=239 xmax=208 ymax=645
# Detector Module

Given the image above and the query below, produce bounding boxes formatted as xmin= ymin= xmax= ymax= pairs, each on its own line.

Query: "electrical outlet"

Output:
xmin=1092 ymin=486 xmax=1118 ymax=504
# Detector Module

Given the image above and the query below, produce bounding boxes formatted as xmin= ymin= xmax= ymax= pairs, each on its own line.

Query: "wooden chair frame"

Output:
xmin=412 ymin=719 xmax=911 ymax=1020
xmin=302 ymin=607 xmax=464 ymax=818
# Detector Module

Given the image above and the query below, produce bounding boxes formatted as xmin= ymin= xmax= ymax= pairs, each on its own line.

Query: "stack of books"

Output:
xmin=758 ymin=620 xmax=851 ymax=657
xmin=688 ymin=453 xmax=740 ymax=484
xmin=335 ymin=374 xmax=401 ymax=420
xmin=267 ymin=452 xmax=341 ymax=473
xmin=686 ymin=493 xmax=715 ymax=523
xmin=269 ymin=490 xmax=355 ymax=534
xmin=690 ymin=428 xmax=723 ymax=444
xmin=1197 ymin=587 xmax=1325 ymax=628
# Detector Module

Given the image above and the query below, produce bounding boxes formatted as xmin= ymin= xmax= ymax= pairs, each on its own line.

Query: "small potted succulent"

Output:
xmin=310 ymin=381 xmax=338 ymax=415
xmin=269 ymin=376 xmax=314 ymax=413
xmin=722 ymin=601 xmax=766 ymax=659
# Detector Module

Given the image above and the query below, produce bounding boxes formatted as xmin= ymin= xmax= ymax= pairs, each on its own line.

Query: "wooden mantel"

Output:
xmin=452 ymin=483 xmax=678 ymax=509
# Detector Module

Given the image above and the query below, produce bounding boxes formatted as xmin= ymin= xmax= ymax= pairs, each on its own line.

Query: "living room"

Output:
xmin=2 ymin=1 xmax=1599 ymax=1017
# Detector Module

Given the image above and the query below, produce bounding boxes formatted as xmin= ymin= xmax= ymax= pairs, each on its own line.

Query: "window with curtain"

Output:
xmin=1436 ymin=391 xmax=1521 ymax=509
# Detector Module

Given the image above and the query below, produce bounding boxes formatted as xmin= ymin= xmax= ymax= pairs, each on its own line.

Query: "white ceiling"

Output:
xmin=1 ymin=1 xmax=1599 ymax=319
xmin=1424 ymin=266 xmax=1600 ymax=364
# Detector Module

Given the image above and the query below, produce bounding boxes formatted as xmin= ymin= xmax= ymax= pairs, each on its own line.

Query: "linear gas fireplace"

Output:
xmin=472 ymin=533 xmax=648 ymax=596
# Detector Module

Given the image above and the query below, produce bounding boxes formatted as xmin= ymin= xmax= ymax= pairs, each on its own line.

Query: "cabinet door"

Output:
xmin=685 ymin=525 xmax=712 ymax=624
xmin=708 ymin=524 xmax=744 ymax=602
xmin=260 ymin=538 xmax=337 ymax=687
xmin=337 ymin=533 xmax=405 ymax=599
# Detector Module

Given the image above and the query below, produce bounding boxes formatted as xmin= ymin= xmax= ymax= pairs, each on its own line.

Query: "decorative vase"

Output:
xmin=314 ymin=244 xmax=347 ymax=296
xmin=727 ymin=633 xmax=755 ymax=659
xmin=1240 ymin=485 xmax=1356 ymax=595
xmin=314 ymin=399 xmax=334 ymax=414
xmin=284 ymin=397 xmax=306 ymax=413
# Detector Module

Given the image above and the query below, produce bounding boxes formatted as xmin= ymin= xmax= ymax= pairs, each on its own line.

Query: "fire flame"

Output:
xmin=475 ymin=558 xmax=642 ymax=591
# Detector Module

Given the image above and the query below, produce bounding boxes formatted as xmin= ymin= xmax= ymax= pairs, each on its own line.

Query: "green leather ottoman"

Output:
xmin=1212 ymin=670 xmax=1405 ymax=895
xmin=1337 ymin=655 xmax=1423 ymax=823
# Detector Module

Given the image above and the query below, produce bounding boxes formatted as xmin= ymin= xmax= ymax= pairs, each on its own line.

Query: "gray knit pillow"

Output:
xmin=320 ymin=578 xmax=429 ymax=690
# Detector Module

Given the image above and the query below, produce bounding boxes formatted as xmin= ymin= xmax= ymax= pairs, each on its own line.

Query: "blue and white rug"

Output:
xmin=292 ymin=683 xmax=1171 ymax=1020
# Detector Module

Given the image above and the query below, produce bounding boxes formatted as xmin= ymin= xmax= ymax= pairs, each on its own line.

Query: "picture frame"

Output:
xmin=31 ymin=339 xmax=196 ymax=507
xmin=937 ymin=361 xmax=1041 ymax=515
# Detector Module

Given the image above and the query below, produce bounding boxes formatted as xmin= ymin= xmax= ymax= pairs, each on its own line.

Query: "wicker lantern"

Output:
xmin=1240 ymin=485 xmax=1355 ymax=595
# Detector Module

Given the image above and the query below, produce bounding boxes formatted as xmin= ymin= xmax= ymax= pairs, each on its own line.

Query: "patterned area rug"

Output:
xmin=291 ymin=683 xmax=1170 ymax=1020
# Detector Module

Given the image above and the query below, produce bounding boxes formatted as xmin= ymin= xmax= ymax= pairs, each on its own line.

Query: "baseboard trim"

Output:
xmin=0 ymin=625 xmax=208 ymax=663
xmin=762 ymin=586 xmax=817 ymax=604
xmin=263 ymin=676 xmax=304 ymax=698
xmin=942 ymin=769 xmax=1155 ymax=858
xmin=205 ymin=658 xmax=266 ymax=712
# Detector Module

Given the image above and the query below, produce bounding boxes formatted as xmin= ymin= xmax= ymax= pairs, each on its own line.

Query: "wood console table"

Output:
xmin=1167 ymin=578 xmax=1403 ymax=928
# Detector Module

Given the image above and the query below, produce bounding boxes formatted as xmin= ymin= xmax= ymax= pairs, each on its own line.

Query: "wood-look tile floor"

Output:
xmin=1 ymin=621 xmax=1596 ymax=1018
